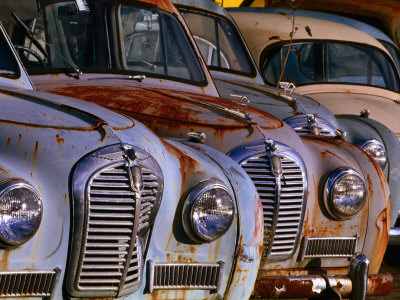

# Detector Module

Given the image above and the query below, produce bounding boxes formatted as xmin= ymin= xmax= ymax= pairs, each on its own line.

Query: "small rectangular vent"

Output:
xmin=148 ymin=261 xmax=223 ymax=292
xmin=0 ymin=269 xmax=60 ymax=298
xmin=299 ymin=236 xmax=359 ymax=261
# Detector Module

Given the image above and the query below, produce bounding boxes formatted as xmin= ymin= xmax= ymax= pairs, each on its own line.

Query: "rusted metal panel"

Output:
xmin=252 ymin=272 xmax=393 ymax=298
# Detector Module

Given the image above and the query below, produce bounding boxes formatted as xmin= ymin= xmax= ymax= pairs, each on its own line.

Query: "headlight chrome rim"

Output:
xmin=0 ymin=179 xmax=43 ymax=247
xmin=358 ymin=139 xmax=387 ymax=170
xmin=324 ymin=168 xmax=366 ymax=220
xmin=182 ymin=180 xmax=235 ymax=243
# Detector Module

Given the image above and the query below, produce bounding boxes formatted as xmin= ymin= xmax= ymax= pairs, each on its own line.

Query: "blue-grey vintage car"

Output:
xmin=0 ymin=18 xmax=264 ymax=299
xmin=4 ymin=0 xmax=394 ymax=298
xmin=172 ymin=0 xmax=400 ymax=245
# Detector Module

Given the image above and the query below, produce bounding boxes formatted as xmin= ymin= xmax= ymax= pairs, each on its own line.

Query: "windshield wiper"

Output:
xmin=11 ymin=12 xmax=83 ymax=79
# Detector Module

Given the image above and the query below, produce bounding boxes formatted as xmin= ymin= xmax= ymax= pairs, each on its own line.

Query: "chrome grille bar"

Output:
xmin=298 ymin=236 xmax=359 ymax=261
xmin=0 ymin=269 xmax=60 ymax=298
xmin=68 ymin=145 xmax=163 ymax=298
xmin=239 ymin=142 xmax=306 ymax=261
xmin=148 ymin=261 xmax=224 ymax=292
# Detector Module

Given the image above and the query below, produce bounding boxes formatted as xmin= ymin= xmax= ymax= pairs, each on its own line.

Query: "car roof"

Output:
xmin=229 ymin=10 xmax=389 ymax=60
xmin=230 ymin=7 xmax=395 ymax=46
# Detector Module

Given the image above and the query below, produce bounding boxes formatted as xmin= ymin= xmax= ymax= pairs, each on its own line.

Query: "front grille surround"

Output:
xmin=67 ymin=144 xmax=163 ymax=298
xmin=284 ymin=114 xmax=337 ymax=137
xmin=229 ymin=140 xmax=307 ymax=261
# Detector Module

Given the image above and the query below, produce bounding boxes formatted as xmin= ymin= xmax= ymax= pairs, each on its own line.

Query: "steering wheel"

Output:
xmin=14 ymin=45 xmax=47 ymax=70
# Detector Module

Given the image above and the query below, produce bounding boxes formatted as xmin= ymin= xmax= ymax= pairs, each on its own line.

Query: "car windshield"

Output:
xmin=17 ymin=0 xmax=207 ymax=84
xmin=0 ymin=32 xmax=18 ymax=78
xmin=261 ymin=41 xmax=400 ymax=91
xmin=179 ymin=9 xmax=253 ymax=75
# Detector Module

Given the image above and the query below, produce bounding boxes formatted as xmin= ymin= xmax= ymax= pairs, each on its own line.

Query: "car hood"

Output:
xmin=0 ymin=85 xmax=134 ymax=130
xmin=31 ymin=74 xmax=297 ymax=153
xmin=32 ymin=75 xmax=283 ymax=130
xmin=297 ymin=84 xmax=400 ymax=138
xmin=213 ymin=77 xmax=339 ymax=127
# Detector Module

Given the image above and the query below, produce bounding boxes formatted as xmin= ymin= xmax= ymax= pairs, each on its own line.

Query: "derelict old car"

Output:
xmin=5 ymin=0 xmax=394 ymax=298
xmin=0 ymin=17 xmax=264 ymax=299
xmin=174 ymin=0 xmax=400 ymax=246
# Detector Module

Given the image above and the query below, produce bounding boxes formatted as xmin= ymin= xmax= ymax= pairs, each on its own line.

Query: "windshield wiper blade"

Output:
xmin=11 ymin=12 xmax=48 ymax=58
xmin=11 ymin=12 xmax=82 ymax=79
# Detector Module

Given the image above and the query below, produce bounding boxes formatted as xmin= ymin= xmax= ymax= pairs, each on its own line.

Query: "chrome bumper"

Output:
xmin=389 ymin=227 xmax=400 ymax=245
xmin=252 ymin=254 xmax=393 ymax=299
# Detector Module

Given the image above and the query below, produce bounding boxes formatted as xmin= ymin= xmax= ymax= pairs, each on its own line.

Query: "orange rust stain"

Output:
xmin=32 ymin=141 xmax=39 ymax=163
xmin=18 ymin=134 xmax=22 ymax=145
xmin=162 ymin=140 xmax=201 ymax=191
xmin=30 ymin=172 xmax=33 ymax=178
xmin=0 ymin=250 xmax=9 ymax=270
xmin=0 ymin=166 xmax=11 ymax=175
xmin=5 ymin=138 xmax=11 ymax=150
xmin=55 ymin=134 xmax=65 ymax=146
xmin=24 ymin=152 xmax=27 ymax=162
xmin=366 ymin=174 xmax=374 ymax=201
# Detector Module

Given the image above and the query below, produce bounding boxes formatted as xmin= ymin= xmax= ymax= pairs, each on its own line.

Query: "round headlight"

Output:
xmin=324 ymin=168 xmax=366 ymax=220
xmin=0 ymin=180 xmax=42 ymax=247
xmin=358 ymin=139 xmax=387 ymax=170
xmin=182 ymin=180 xmax=235 ymax=243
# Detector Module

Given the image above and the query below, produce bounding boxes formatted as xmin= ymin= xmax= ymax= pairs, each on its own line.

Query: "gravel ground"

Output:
xmin=368 ymin=246 xmax=400 ymax=299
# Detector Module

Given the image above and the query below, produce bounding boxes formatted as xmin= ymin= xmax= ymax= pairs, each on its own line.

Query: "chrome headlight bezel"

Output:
xmin=358 ymin=139 xmax=387 ymax=170
xmin=324 ymin=168 xmax=366 ymax=220
xmin=182 ymin=180 xmax=235 ymax=243
xmin=0 ymin=179 xmax=43 ymax=247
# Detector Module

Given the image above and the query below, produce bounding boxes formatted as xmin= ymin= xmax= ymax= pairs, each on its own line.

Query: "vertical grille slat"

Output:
xmin=239 ymin=143 xmax=307 ymax=261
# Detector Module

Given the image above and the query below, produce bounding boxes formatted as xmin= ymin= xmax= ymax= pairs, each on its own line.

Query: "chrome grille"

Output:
xmin=292 ymin=124 xmax=335 ymax=136
xmin=0 ymin=269 xmax=60 ymax=298
xmin=68 ymin=144 xmax=163 ymax=298
xmin=298 ymin=236 xmax=359 ymax=261
xmin=149 ymin=261 xmax=223 ymax=292
xmin=284 ymin=115 xmax=336 ymax=137
xmin=237 ymin=142 xmax=307 ymax=260
xmin=79 ymin=163 xmax=141 ymax=292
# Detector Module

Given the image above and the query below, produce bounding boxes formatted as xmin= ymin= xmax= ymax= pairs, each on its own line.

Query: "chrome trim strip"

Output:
xmin=284 ymin=114 xmax=336 ymax=137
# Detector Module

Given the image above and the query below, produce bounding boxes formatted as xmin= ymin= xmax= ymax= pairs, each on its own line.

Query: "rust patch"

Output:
xmin=55 ymin=134 xmax=65 ymax=146
xmin=305 ymin=25 xmax=312 ymax=36
xmin=32 ymin=141 xmax=39 ymax=163
xmin=269 ymin=35 xmax=280 ymax=40
xmin=0 ymin=250 xmax=9 ymax=270
xmin=18 ymin=134 xmax=22 ymax=145
xmin=5 ymin=138 xmax=11 ymax=150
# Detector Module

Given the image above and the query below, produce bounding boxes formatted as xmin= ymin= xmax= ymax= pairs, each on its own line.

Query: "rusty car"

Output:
xmin=0 ymin=13 xmax=265 ymax=299
xmin=174 ymin=0 xmax=400 ymax=248
xmin=4 ymin=0 xmax=395 ymax=298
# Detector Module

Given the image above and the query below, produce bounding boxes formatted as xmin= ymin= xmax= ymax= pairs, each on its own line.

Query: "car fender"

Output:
xmin=336 ymin=114 xmax=400 ymax=227
xmin=181 ymin=141 xmax=263 ymax=299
